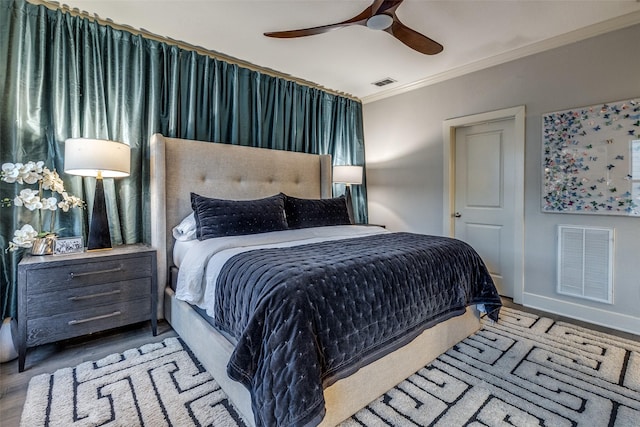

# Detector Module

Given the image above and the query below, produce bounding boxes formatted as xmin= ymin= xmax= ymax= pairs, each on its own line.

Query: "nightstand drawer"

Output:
xmin=25 ymin=256 xmax=152 ymax=293
xmin=26 ymin=278 xmax=151 ymax=318
xmin=26 ymin=297 xmax=151 ymax=346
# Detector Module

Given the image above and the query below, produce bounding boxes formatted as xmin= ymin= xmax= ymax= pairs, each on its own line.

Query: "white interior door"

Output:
xmin=454 ymin=119 xmax=516 ymax=297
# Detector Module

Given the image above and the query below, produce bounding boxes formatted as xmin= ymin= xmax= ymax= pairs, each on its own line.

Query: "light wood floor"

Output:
xmin=1 ymin=301 xmax=638 ymax=427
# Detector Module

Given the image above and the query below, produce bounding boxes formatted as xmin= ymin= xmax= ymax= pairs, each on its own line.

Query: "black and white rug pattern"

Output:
xmin=344 ymin=306 xmax=640 ymax=426
xmin=21 ymin=307 xmax=640 ymax=426
xmin=20 ymin=338 xmax=245 ymax=427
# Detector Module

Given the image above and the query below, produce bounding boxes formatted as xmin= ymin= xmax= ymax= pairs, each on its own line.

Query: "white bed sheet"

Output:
xmin=175 ymin=225 xmax=388 ymax=318
xmin=173 ymin=239 xmax=198 ymax=267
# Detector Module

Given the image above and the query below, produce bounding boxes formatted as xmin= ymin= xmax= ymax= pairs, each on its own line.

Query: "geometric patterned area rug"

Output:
xmin=20 ymin=307 xmax=640 ymax=426
xmin=20 ymin=338 xmax=245 ymax=427
xmin=343 ymin=306 xmax=640 ymax=426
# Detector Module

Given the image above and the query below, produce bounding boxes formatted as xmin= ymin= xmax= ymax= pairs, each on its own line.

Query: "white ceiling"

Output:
xmin=59 ymin=0 xmax=640 ymax=103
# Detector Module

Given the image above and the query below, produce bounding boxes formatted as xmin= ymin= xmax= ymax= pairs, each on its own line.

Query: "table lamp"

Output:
xmin=64 ymin=138 xmax=130 ymax=251
xmin=333 ymin=165 xmax=363 ymax=223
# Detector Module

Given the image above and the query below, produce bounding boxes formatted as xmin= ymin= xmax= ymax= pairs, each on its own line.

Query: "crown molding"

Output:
xmin=362 ymin=10 xmax=640 ymax=104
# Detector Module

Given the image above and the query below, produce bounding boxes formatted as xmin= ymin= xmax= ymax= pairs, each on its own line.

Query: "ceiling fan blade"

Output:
xmin=264 ymin=0 xmax=386 ymax=38
xmin=264 ymin=22 xmax=356 ymax=39
xmin=385 ymin=19 xmax=443 ymax=55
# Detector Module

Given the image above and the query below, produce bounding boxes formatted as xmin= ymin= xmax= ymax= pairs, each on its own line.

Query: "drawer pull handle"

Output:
xmin=68 ymin=311 xmax=121 ymax=325
xmin=69 ymin=267 xmax=123 ymax=279
xmin=68 ymin=289 xmax=122 ymax=301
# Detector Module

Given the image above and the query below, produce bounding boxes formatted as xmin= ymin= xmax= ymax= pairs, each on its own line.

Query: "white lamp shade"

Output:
xmin=333 ymin=165 xmax=363 ymax=185
xmin=64 ymin=138 xmax=131 ymax=178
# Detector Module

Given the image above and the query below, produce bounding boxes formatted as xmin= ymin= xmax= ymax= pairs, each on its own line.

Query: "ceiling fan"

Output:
xmin=264 ymin=0 xmax=443 ymax=55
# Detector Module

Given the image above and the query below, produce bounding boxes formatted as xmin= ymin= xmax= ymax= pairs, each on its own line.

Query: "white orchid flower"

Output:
xmin=58 ymin=192 xmax=84 ymax=212
xmin=41 ymin=168 xmax=65 ymax=193
xmin=1 ymin=163 xmax=21 ymax=183
xmin=9 ymin=224 xmax=39 ymax=250
xmin=21 ymin=161 xmax=43 ymax=184
xmin=41 ymin=197 xmax=58 ymax=211
xmin=14 ymin=189 xmax=43 ymax=211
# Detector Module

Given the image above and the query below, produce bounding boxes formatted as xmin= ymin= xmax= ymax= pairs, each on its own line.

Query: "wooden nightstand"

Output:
xmin=17 ymin=244 xmax=157 ymax=372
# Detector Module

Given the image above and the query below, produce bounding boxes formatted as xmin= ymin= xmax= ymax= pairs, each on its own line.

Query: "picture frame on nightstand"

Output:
xmin=54 ymin=236 xmax=84 ymax=255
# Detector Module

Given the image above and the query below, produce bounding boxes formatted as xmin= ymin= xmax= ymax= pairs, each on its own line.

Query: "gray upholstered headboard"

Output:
xmin=149 ymin=133 xmax=332 ymax=317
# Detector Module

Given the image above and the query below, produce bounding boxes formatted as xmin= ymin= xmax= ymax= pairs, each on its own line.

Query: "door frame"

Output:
xmin=442 ymin=106 xmax=526 ymax=303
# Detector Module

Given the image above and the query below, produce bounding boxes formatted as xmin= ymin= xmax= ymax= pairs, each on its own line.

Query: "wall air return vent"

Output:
xmin=557 ymin=225 xmax=613 ymax=304
xmin=372 ymin=78 xmax=396 ymax=87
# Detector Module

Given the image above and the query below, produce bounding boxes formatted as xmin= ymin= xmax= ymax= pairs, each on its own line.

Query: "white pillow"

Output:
xmin=172 ymin=213 xmax=197 ymax=241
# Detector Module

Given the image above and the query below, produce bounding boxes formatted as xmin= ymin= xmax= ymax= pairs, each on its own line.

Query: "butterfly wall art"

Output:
xmin=542 ymin=98 xmax=640 ymax=216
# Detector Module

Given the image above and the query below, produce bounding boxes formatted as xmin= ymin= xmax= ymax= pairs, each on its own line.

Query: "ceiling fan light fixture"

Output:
xmin=366 ymin=14 xmax=393 ymax=31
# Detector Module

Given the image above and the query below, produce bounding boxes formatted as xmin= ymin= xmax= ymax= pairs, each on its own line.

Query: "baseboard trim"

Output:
xmin=522 ymin=292 xmax=640 ymax=336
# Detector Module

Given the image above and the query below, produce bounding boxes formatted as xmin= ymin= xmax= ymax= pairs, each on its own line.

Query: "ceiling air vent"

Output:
xmin=372 ymin=78 xmax=396 ymax=87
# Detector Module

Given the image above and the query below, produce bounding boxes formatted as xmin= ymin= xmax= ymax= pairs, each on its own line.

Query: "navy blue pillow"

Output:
xmin=284 ymin=195 xmax=351 ymax=229
xmin=191 ymin=192 xmax=288 ymax=240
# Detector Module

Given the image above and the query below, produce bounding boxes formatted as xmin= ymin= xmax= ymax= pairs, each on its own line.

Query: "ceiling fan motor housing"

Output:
xmin=366 ymin=14 xmax=393 ymax=30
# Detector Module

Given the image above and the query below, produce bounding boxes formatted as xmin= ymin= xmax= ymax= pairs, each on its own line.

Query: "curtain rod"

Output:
xmin=27 ymin=0 xmax=360 ymax=102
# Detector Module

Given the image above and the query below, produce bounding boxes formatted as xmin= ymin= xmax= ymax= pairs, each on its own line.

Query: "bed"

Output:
xmin=149 ymin=134 xmax=501 ymax=427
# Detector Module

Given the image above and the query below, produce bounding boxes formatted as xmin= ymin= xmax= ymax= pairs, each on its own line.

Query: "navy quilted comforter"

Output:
xmin=213 ymin=232 xmax=501 ymax=426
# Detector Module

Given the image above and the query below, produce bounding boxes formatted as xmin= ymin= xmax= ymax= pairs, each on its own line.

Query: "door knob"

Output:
xmin=454 ymin=212 xmax=462 ymax=218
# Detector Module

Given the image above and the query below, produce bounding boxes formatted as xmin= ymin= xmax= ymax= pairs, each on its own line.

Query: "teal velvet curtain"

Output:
xmin=0 ymin=0 xmax=367 ymax=319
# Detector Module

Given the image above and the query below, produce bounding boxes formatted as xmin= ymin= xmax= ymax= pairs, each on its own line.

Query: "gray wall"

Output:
xmin=363 ymin=24 xmax=640 ymax=334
